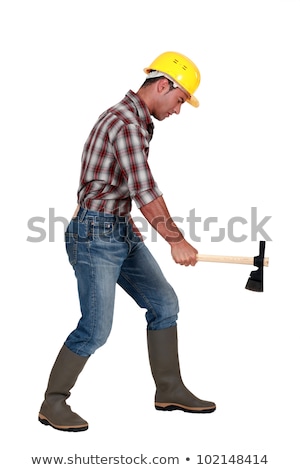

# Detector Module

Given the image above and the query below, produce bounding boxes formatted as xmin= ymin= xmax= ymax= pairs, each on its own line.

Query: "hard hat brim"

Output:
xmin=187 ymin=95 xmax=199 ymax=108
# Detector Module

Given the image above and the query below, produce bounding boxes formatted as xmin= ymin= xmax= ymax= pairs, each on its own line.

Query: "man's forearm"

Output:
xmin=140 ymin=196 xmax=184 ymax=244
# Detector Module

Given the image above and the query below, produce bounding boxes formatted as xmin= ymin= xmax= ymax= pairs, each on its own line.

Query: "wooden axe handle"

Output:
xmin=196 ymin=254 xmax=269 ymax=267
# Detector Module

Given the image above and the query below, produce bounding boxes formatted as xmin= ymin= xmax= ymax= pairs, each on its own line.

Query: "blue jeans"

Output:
xmin=64 ymin=208 xmax=179 ymax=356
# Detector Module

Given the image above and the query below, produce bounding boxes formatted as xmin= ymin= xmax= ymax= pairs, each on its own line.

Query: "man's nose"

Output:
xmin=174 ymin=103 xmax=182 ymax=115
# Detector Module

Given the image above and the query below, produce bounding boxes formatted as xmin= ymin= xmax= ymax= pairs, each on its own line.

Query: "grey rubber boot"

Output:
xmin=38 ymin=345 xmax=89 ymax=432
xmin=147 ymin=326 xmax=216 ymax=413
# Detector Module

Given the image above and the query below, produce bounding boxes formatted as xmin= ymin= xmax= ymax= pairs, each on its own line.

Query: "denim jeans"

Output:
xmin=64 ymin=207 xmax=179 ymax=356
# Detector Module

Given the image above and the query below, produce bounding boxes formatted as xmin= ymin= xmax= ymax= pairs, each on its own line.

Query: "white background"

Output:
xmin=1 ymin=0 xmax=299 ymax=468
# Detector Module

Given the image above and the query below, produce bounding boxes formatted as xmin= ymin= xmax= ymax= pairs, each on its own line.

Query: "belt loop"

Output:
xmin=115 ymin=214 xmax=128 ymax=224
xmin=79 ymin=208 xmax=88 ymax=222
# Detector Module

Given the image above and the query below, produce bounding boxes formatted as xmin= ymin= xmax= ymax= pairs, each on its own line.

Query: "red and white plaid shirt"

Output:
xmin=77 ymin=90 xmax=162 ymax=216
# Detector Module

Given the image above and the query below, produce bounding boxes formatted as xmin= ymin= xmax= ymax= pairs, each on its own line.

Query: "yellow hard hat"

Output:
xmin=144 ymin=51 xmax=201 ymax=107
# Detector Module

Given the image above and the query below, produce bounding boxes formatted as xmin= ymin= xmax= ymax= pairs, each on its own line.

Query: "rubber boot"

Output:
xmin=147 ymin=326 xmax=216 ymax=413
xmin=38 ymin=345 xmax=89 ymax=432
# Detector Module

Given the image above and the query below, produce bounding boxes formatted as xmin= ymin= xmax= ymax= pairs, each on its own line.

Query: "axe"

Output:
xmin=196 ymin=241 xmax=269 ymax=292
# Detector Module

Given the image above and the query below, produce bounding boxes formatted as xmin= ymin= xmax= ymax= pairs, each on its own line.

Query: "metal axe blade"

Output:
xmin=245 ymin=241 xmax=266 ymax=292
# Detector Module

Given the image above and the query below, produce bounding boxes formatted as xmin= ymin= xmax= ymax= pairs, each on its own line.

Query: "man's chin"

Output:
xmin=152 ymin=113 xmax=166 ymax=122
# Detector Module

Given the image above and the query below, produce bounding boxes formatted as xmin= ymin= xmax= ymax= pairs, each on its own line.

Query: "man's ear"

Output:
xmin=156 ymin=78 xmax=170 ymax=94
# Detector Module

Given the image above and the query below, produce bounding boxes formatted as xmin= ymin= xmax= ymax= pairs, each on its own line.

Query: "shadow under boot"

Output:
xmin=147 ymin=326 xmax=216 ymax=413
xmin=39 ymin=345 xmax=89 ymax=431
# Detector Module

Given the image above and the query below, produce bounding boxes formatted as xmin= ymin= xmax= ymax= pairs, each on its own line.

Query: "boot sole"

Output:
xmin=38 ymin=414 xmax=88 ymax=432
xmin=155 ymin=403 xmax=216 ymax=413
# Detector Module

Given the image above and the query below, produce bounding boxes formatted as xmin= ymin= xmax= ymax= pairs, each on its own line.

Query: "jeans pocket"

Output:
xmin=65 ymin=232 xmax=78 ymax=266
xmin=89 ymin=219 xmax=116 ymax=239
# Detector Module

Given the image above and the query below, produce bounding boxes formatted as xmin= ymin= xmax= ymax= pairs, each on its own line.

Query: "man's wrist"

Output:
xmin=166 ymin=232 xmax=185 ymax=245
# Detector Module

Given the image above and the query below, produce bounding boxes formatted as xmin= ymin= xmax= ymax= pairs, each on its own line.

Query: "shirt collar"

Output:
xmin=125 ymin=90 xmax=154 ymax=133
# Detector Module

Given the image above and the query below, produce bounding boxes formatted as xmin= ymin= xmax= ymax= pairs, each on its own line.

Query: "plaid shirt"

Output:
xmin=77 ymin=90 xmax=162 ymax=216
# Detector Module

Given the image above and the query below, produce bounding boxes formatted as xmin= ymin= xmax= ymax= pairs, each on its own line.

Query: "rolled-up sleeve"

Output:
xmin=113 ymin=124 xmax=163 ymax=208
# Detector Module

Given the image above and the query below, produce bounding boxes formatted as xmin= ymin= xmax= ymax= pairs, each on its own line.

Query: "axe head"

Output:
xmin=245 ymin=241 xmax=266 ymax=292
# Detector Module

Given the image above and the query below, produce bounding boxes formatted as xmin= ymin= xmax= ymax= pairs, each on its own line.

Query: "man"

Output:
xmin=38 ymin=51 xmax=216 ymax=432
